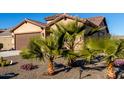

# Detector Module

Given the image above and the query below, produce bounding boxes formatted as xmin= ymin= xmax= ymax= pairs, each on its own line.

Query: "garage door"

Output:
xmin=15 ymin=32 xmax=40 ymax=50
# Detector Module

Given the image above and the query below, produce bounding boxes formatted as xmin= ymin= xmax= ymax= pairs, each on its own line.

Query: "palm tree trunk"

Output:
xmin=106 ymin=62 xmax=116 ymax=79
xmin=47 ymin=58 xmax=54 ymax=75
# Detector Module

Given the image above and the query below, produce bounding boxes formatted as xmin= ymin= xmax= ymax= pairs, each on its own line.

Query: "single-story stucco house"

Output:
xmin=44 ymin=13 xmax=110 ymax=50
xmin=11 ymin=18 xmax=46 ymax=50
xmin=0 ymin=29 xmax=13 ymax=51
xmin=10 ymin=13 xmax=110 ymax=50
xmin=45 ymin=13 xmax=109 ymax=36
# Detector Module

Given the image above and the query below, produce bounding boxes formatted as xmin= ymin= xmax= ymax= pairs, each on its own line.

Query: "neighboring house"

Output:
xmin=0 ymin=29 xmax=5 ymax=33
xmin=10 ymin=13 xmax=110 ymax=50
xmin=112 ymin=36 xmax=124 ymax=40
xmin=0 ymin=29 xmax=13 ymax=51
xmin=11 ymin=18 xmax=46 ymax=50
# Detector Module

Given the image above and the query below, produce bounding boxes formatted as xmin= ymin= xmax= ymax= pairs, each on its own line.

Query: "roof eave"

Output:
xmin=10 ymin=19 xmax=46 ymax=33
xmin=46 ymin=15 xmax=98 ymax=29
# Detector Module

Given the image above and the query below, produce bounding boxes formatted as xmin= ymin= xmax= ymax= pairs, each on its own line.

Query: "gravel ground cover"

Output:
xmin=0 ymin=56 xmax=107 ymax=79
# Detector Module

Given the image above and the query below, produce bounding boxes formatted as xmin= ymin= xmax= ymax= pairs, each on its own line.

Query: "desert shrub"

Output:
xmin=0 ymin=57 xmax=11 ymax=67
xmin=20 ymin=63 xmax=38 ymax=71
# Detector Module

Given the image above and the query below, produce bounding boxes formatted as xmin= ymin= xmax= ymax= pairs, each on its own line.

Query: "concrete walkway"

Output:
xmin=0 ymin=50 xmax=21 ymax=57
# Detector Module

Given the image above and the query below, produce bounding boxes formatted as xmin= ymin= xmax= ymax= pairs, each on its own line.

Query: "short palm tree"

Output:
xmin=59 ymin=20 xmax=85 ymax=66
xmin=54 ymin=19 xmax=106 ymax=67
xmin=85 ymin=37 xmax=124 ymax=78
xmin=20 ymin=31 xmax=64 ymax=75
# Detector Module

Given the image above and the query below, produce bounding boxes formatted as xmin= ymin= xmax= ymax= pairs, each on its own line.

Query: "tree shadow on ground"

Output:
xmin=50 ymin=59 xmax=105 ymax=76
xmin=10 ymin=62 xmax=18 ymax=66
xmin=52 ymin=60 xmax=85 ymax=75
xmin=81 ymin=74 xmax=91 ymax=79
xmin=54 ymin=62 xmax=66 ymax=69
xmin=54 ymin=62 xmax=72 ymax=73
xmin=6 ymin=62 xmax=18 ymax=67
xmin=84 ymin=66 xmax=106 ymax=71
xmin=53 ymin=66 xmax=72 ymax=75
xmin=71 ymin=59 xmax=85 ymax=67
xmin=42 ymin=62 xmax=73 ymax=76
xmin=0 ymin=73 xmax=19 ymax=79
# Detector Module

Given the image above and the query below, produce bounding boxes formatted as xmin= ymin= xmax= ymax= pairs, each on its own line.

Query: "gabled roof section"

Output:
xmin=87 ymin=16 xmax=105 ymax=26
xmin=45 ymin=14 xmax=106 ymax=27
xmin=45 ymin=13 xmax=64 ymax=21
xmin=0 ymin=29 xmax=11 ymax=36
xmin=46 ymin=13 xmax=97 ymax=28
xmin=26 ymin=18 xmax=46 ymax=27
xmin=11 ymin=18 xmax=46 ymax=32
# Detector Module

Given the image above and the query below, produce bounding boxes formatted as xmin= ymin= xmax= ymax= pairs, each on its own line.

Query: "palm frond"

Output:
xmin=84 ymin=26 xmax=106 ymax=37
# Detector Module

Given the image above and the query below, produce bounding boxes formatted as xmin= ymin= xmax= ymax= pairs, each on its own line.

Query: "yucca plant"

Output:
xmin=20 ymin=31 xmax=64 ymax=75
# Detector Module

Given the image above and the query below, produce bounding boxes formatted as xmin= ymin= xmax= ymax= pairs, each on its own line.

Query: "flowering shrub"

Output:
xmin=20 ymin=63 xmax=38 ymax=71
xmin=114 ymin=60 xmax=124 ymax=66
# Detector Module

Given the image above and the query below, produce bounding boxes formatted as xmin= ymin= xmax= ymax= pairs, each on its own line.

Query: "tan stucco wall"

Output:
xmin=13 ymin=22 xmax=45 ymax=49
xmin=0 ymin=36 xmax=13 ymax=50
xmin=13 ymin=22 xmax=44 ymax=34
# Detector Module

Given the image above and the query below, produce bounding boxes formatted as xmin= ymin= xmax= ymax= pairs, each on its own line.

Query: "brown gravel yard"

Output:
xmin=0 ymin=56 xmax=107 ymax=79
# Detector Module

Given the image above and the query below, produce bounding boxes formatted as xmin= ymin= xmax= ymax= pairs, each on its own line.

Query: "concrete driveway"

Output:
xmin=0 ymin=50 xmax=21 ymax=57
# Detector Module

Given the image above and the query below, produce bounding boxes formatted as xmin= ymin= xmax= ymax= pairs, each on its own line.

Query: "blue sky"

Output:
xmin=0 ymin=13 xmax=123 ymax=35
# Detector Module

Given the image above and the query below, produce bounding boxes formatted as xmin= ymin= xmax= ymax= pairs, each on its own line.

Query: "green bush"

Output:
xmin=0 ymin=57 xmax=11 ymax=67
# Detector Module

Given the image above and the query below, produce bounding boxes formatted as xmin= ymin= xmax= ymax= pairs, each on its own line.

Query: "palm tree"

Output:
xmin=84 ymin=26 xmax=107 ymax=38
xmin=59 ymin=21 xmax=85 ymax=66
xmin=85 ymin=37 xmax=124 ymax=78
xmin=20 ymin=31 xmax=64 ymax=75
xmin=53 ymin=19 xmax=106 ymax=67
xmin=79 ymin=47 xmax=98 ymax=64
xmin=20 ymin=18 xmax=106 ymax=75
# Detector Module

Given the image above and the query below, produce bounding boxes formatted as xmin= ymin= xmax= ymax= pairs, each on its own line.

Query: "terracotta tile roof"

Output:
xmin=46 ymin=13 xmax=97 ymax=28
xmin=25 ymin=18 xmax=47 ymax=27
xmin=45 ymin=13 xmax=105 ymax=27
xmin=87 ymin=16 xmax=105 ymax=26
xmin=45 ymin=14 xmax=64 ymax=21
xmin=11 ymin=18 xmax=46 ymax=32
xmin=10 ymin=14 xmax=107 ymax=33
